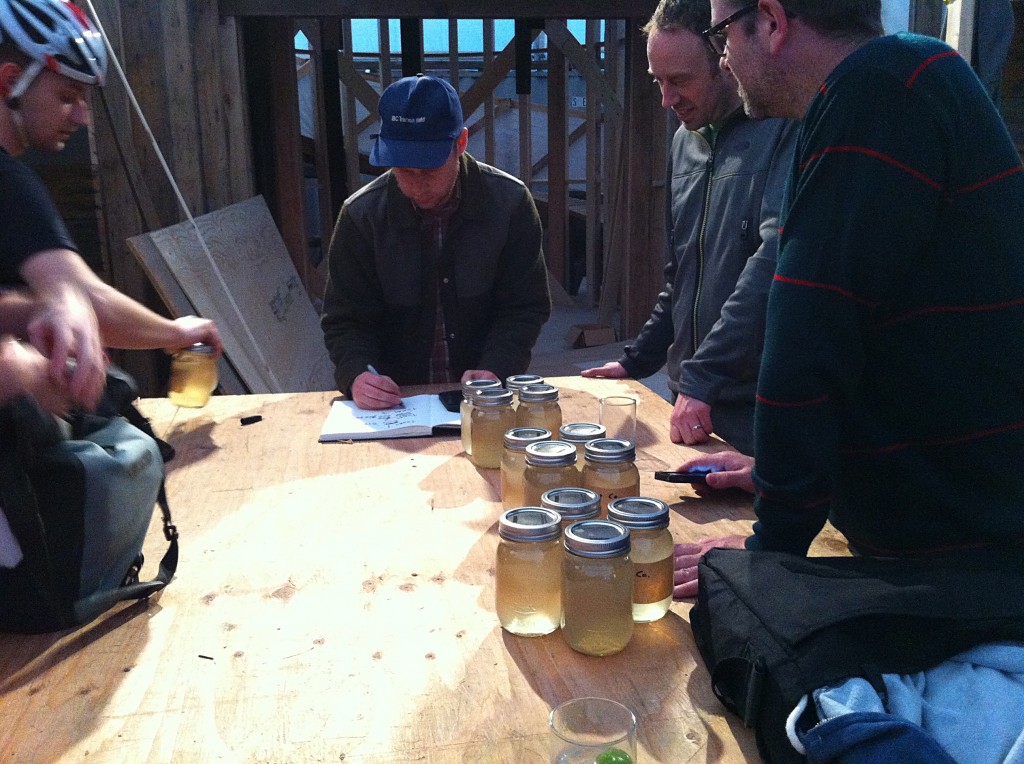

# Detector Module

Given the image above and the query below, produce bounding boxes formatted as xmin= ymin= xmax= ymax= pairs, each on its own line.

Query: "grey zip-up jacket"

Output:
xmin=321 ymin=153 xmax=551 ymax=395
xmin=620 ymin=110 xmax=797 ymax=450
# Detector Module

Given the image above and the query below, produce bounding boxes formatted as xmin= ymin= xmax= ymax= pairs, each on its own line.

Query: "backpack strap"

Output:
xmin=72 ymin=401 xmax=179 ymax=621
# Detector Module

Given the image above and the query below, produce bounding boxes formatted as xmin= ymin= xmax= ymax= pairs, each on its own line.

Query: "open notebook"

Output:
xmin=318 ymin=394 xmax=461 ymax=442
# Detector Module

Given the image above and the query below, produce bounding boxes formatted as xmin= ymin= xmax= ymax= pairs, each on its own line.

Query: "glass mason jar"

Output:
xmin=516 ymin=383 xmax=562 ymax=434
xmin=561 ymin=519 xmax=633 ymax=656
xmin=581 ymin=438 xmax=641 ymax=516
xmin=522 ymin=440 xmax=579 ymax=507
xmin=168 ymin=342 xmax=218 ymax=408
xmin=470 ymin=389 xmax=516 ymax=469
xmin=542 ymin=487 xmax=601 ymax=532
xmin=501 ymin=427 xmax=552 ymax=511
xmin=608 ymin=497 xmax=674 ymax=623
xmin=505 ymin=374 xmax=544 ymax=409
xmin=558 ymin=422 xmax=607 ymax=473
xmin=460 ymin=379 xmax=502 ymax=456
xmin=495 ymin=507 xmax=564 ymax=637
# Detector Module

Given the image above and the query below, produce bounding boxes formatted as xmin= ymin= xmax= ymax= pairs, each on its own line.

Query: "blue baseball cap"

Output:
xmin=370 ymin=75 xmax=464 ymax=169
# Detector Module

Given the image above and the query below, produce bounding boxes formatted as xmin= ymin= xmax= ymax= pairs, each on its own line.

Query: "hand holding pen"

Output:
xmin=350 ymin=363 xmax=405 ymax=410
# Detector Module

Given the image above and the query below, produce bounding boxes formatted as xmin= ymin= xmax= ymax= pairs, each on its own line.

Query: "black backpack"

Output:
xmin=689 ymin=548 xmax=1024 ymax=763
xmin=0 ymin=370 xmax=178 ymax=633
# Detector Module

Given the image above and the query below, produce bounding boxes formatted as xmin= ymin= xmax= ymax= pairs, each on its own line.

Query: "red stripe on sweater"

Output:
xmin=905 ymin=50 xmax=959 ymax=89
xmin=756 ymin=393 xmax=830 ymax=408
xmin=954 ymin=164 xmax=1024 ymax=195
xmin=800 ymin=145 xmax=942 ymax=191
xmin=841 ymin=420 xmax=1024 ymax=455
xmin=773 ymin=274 xmax=878 ymax=308
xmin=878 ymin=296 xmax=1024 ymax=328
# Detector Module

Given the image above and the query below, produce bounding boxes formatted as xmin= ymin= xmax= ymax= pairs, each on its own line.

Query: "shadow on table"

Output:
xmin=0 ymin=598 xmax=155 ymax=761
xmin=500 ymin=612 xmax=743 ymax=762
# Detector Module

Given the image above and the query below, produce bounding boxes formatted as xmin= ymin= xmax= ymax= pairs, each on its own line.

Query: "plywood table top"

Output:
xmin=0 ymin=377 xmax=845 ymax=763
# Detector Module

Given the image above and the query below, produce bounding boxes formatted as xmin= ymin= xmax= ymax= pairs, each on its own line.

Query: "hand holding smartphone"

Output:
xmin=654 ymin=467 xmax=716 ymax=484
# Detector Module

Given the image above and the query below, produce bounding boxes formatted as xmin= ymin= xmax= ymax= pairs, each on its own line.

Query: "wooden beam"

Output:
xmin=621 ymin=20 xmax=664 ymax=338
xmin=462 ymin=27 xmax=539 ymax=119
xmin=400 ymin=19 xmax=423 ymax=76
xmin=241 ymin=16 xmax=309 ymax=289
xmin=317 ymin=19 xmax=348 ymax=228
xmin=584 ymin=19 xmax=601 ymax=306
xmin=546 ymin=21 xmax=568 ymax=288
xmin=219 ymin=1 xmax=658 ymax=20
xmin=545 ymin=20 xmax=623 ymax=124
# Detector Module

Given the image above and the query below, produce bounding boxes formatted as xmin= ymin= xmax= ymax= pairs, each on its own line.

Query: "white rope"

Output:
xmin=82 ymin=0 xmax=283 ymax=392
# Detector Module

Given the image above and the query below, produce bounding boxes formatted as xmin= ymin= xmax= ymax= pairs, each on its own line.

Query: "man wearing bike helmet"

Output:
xmin=0 ymin=0 xmax=222 ymax=414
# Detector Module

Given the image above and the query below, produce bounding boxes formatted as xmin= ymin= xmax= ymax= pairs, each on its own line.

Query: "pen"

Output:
xmin=366 ymin=364 xmax=405 ymax=408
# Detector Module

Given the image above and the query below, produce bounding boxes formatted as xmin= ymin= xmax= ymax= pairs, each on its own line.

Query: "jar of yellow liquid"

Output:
xmin=608 ymin=497 xmax=674 ymax=623
xmin=558 ymin=422 xmax=606 ymax=472
xmin=522 ymin=440 xmax=579 ymax=507
xmin=542 ymin=487 xmax=600 ymax=532
xmin=168 ymin=343 xmax=218 ymax=408
xmin=516 ymin=383 xmax=562 ymax=433
xmin=495 ymin=507 xmax=563 ymax=637
xmin=501 ymin=427 xmax=552 ymax=511
xmin=469 ymin=388 xmax=515 ymax=469
xmin=505 ymin=374 xmax=544 ymax=409
xmin=581 ymin=438 xmax=640 ymax=516
xmin=561 ymin=519 xmax=633 ymax=656
xmin=460 ymin=378 xmax=502 ymax=455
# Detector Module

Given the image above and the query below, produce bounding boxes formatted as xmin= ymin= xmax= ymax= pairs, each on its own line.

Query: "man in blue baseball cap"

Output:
xmin=322 ymin=75 xmax=551 ymax=409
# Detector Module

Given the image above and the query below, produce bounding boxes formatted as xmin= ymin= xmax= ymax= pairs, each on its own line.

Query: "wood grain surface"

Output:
xmin=0 ymin=377 xmax=846 ymax=763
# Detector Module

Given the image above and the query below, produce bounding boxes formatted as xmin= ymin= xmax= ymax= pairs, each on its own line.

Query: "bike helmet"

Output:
xmin=0 ymin=0 xmax=106 ymax=102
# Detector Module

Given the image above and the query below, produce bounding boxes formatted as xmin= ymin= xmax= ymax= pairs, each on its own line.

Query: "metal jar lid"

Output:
xmin=608 ymin=497 xmax=669 ymax=530
xmin=180 ymin=342 xmax=215 ymax=355
xmin=473 ymin=388 xmax=514 ymax=407
xmin=524 ymin=440 xmax=577 ymax=467
xmin=542 ymin=487 xmax=601 ymax=521
xmin=462 ymin=378 xmax=502 ymax=395
xmin=558 ymin=422 xmax=606 ymax=444
xmin=583 ymin=437 xmax=636 ymax=464
xmin=563 ymin=519 xmax=630 ymax=558
xmin=518 ymin=383 xmax=559 ymax=403
xmin=499 ymin=507 xmax=563 ymax=543
xmin=505 ymin=374 xmax=544 ymax=390
xmin=503 ymin=427 xmax=552 ymax=451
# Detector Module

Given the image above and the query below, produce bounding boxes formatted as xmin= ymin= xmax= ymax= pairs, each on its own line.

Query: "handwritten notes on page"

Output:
xmin=318 ymin=394 xmax=460 ymax=442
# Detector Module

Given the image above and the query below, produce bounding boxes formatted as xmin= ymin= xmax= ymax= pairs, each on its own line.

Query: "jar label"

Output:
xmin=633 ymin=558 xmax=673 ymax=604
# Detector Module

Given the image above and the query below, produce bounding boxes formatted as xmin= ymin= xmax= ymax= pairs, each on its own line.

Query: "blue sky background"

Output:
xmin=296 ymin=19 xmax=593 ymax=54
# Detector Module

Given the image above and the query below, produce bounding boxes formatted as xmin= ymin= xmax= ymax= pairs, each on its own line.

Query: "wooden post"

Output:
xmin=621 ymin=20 xmax=665 ymax=338
xmin=483 ymin=20 xmax=496 ymax=165
xmin=316 ymin=19 xmax=348 ymax=235
xmin=400 ymin=19 xmax=423 ymax=76
xmin=546 ymin=21 xmax=568 ymax=288
xmin=241 ymin=16 xmax=309 ymax=289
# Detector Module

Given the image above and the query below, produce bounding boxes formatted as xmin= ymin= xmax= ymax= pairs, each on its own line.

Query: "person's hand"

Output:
xmin=670 ymin=393 xmax=712 ymax=445
xmin=165 ymin=315 xmax=223 ymax=357
xmin=25 ymin=293 xmax=105 ymax=410
xmin=351 ymin=370 xmax=403 ymax=409
xmin=673 ymin=534 xmax=748 ymax=599
xmin=461 ymin=369 xmax=500 ymax=384
xmin=0 ymin=337 xmax=74 ymax=415
xmin=676 ymin=452 xmax=756 ymax=496
xmin=580 ymin=361 xmax=628 ymax=378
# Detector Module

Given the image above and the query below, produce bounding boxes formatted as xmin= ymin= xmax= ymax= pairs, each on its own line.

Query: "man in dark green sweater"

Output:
xmin=673 ymin=0 xmax=1024 ymax=595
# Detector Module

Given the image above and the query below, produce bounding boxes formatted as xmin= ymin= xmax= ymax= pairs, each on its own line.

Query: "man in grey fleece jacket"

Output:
xmin=583 ymin=0 xmax=795 ymax=455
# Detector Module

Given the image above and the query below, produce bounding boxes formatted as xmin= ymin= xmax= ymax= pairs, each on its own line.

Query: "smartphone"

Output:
xmin=437 ymin=389 xmax=463 ymax=413
xmin=654 ymin=468 xmax=715 ymax=484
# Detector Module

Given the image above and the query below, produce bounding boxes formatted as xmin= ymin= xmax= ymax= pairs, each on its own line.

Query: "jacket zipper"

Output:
xmin=693 ymin=132 xmax=715 ymax=354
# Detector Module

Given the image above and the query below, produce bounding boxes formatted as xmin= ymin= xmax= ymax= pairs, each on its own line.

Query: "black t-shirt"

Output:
xmin=0 ymin=148 xmax=78 ymax=286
